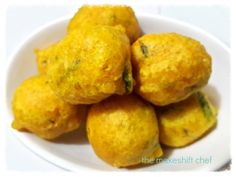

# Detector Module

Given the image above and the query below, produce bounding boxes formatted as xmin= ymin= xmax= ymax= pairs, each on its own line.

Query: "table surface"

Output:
xmin=6 ymin=5 xmax=230 ymax=171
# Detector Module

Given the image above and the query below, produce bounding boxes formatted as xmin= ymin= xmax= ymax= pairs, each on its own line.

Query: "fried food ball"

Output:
xmin=12 ymin=75 xmax=86 ymax=140
xmin=68 ymin=5 xmax=141 ymax=43
xmin=87 ymin=94 xmax=163 ymax=168
xmin=46 ymin=25 xmax=133 ymax=104
xmin=157 ymin=92 xmax=217 ymax=147
xmin=131 ymin=33 xmax=212 ymax=106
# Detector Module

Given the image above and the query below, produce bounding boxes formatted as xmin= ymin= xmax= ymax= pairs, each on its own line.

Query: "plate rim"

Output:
xmin=5 ymin=13 xmax=231 ymax=171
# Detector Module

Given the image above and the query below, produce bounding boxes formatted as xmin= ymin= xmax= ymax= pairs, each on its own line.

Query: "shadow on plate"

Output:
xmin=51 ymin=106 xmax=90 ymax=145
xmin=127 ymin=146 xmax=173 ymax=170
xmin=51 ymin=120 xmax=89 ymax=145
xmin=160 ymin=122 xmax=217 ymax=150
xmin=202 ymin=84 xmax=221 ymax=109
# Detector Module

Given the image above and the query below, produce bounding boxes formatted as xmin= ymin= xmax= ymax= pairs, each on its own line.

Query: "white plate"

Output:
xmin=5 ymin=14 xmax=230 ymax=171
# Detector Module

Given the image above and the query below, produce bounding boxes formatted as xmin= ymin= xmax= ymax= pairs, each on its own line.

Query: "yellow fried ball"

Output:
xmin=131 ymin=33 xmax=212 ymax=106
xmin=12 ymin=75 xmax=86 ymax=139
xmin=46 ymin=25 xmax=133 ymax=104
xmin=87 ymin=94 xmax=163 ymax=168
xmin=157 ymin=92 xmax=217 ymax=147
xmin=68 ymin=5 xmax=141 ymax=43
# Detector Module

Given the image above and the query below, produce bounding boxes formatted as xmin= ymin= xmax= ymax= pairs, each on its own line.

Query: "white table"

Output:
xmin=6 ymin=5 xmax=230 ymax=171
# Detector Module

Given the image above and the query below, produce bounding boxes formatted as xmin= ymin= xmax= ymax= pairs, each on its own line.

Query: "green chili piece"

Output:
xmin=140 ymin=42 xmax=148 ymax=58
xmin=122 ymin=67 xmax=132 ymax=93
xmin=196 ymin=92 xmax=212 ymax=120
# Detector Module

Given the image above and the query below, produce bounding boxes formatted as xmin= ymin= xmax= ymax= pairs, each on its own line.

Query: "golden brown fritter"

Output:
xmin=157 ymin=92 xmax=217 ymax=147
xmin=46 ymin=25 xmax=133 ymax=104
xmin=131 ymin=33 xmax=212 ymax=106
xmin=68 ymin=5 xmax=141 ymax=43
xmin=87 ymin=94 xmax=163 ymax=167
xmin=12 ymin=75 xmax=86 ymax=139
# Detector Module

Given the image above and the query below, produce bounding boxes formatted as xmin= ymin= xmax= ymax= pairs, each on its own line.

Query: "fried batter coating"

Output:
xmin=131 ymin=33 xmax=212 ymax=106
xmin=87 ymin=94 xmax=163 ymax=167
xmin=46 ymin=25 xmax=133 ymax=104
xmin=35 ymin=43 xmax=57 ymax=75
xmin=157 ymin=92 xmax=217 ymax=147
xmin=12 ymin=75 xmax=85 ymax=139
xmin=68 ymin=5 xmax=141 ymax=43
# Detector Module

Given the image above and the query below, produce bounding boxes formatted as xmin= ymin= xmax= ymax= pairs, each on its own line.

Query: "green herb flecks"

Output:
xmin=56 ymin=59 xmax=80 ymax=86
xmin=140 ymin=42 xmax=148 ymax=58
xmin=196 ymin=92 xmax=212 ymax=120
xmin=62 ymin=59 xmax=80 ymax=76
xmin=122 ymin=66 xmax=132 ymax=93
xmin=64 ymin=59 xmax=80 ymax=76
xmin=111 ymin=14 xmax=117 ymax=22
xmin=48 ymin=119 xmax=55 ymax=124
xmin=42 ymin=60 xmax=47 ymax=66
xmin=182 ymin=128 xmax=189 ymax=136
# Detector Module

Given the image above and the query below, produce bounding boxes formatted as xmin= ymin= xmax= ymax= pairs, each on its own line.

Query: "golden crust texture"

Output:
xmin=43 ymin=25 xmax=133 ymax=104
xmin=12 ymin=75 xmax=85 ymax=139
xmin=157 ymin=92 xmax=217 ymax=147
xmin=131 ymin=33 xmax=212 ymax=106
xmin=87 ymin=94 xmax=163 ymax=167
xmin=68 ymin=5 xmax=141 ymax=43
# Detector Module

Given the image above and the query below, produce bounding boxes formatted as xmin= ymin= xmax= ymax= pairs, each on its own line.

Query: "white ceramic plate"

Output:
xmin=5 ymin=14 xmax=230 ymax=171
